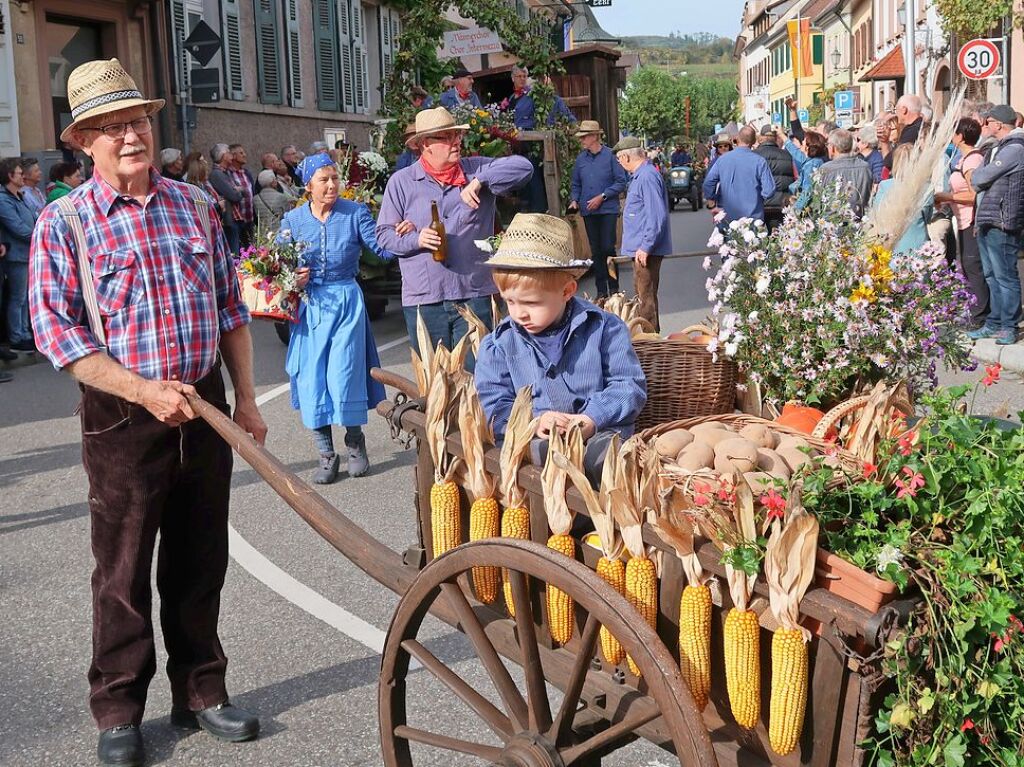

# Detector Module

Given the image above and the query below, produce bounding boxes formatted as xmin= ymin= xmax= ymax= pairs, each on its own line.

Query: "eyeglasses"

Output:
xmin=82 ymin=116 xmax=153 ymax=140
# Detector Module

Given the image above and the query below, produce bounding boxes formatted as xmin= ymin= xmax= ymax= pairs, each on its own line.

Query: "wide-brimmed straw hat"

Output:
xmin=60 ymin=58 xmax=165 ymax=143
xmin=575 ymin=120 xmax=604 ymax=137
xmin=484 ymin=213 xmax=592 ymax=277
xmin=406 ymin=107 xmax=470 ymax=149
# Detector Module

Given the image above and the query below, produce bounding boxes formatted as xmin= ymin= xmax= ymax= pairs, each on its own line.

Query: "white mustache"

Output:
xmin=120 ymin=146 xmax=145 ymax=158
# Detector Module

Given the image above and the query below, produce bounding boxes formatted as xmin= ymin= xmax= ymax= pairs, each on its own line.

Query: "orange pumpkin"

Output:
xmin=775 ymin=403 xmax=825 ymax=435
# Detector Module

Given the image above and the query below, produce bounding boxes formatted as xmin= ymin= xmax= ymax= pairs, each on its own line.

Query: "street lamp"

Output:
xmin=831 ymin=45 xmax=842 ymax=70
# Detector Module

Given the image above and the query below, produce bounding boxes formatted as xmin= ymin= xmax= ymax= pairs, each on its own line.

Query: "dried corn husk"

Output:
xmin=554 ymin=434 xmax=624 ymax=561
xmin=455 ymin=303 xmax=491 ymax=358
xmin=498 ymin=387 xmax=537 ymax=510
xmin=458 ymin=379 xmax=496 ymax=502
xmin=764 ymin=487 xmax=818 ymax=636
xmin=542 ymin=426 xmax=581 ymax=537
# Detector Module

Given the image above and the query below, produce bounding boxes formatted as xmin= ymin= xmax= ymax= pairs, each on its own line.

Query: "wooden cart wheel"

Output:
xmin=379 ymin=539 xmax=718 ymax=767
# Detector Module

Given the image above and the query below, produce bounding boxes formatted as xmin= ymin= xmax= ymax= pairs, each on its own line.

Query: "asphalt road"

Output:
xmin=1 ymin=206 xmax=1020 ymax=767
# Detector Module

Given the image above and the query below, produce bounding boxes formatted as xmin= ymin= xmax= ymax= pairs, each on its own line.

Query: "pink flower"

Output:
xmin=862 ymin=461 xmax=878 ymax=478
xmin=893 ymin=466 xmax=925 ymax=499
xmin=961 ymin=718 xmax=975 ymax=732
xmin=760 ymin=489 xmax=786 ymax=520
xmin=897 ymin=431 xmax=917 ymax=457
xmin=983 ymin=363 xmax=1002 ymax=386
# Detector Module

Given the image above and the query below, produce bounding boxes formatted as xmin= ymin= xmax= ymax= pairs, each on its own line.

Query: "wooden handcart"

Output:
xmin=185 ymin=368 xmax=914 ymax=767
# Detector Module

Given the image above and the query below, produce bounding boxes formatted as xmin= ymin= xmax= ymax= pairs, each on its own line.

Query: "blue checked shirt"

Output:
xmin=475 ymin=298 xmax=647 ymax=441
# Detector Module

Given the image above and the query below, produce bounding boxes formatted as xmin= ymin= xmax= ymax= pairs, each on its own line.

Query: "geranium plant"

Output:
xmin=704 ymin=186 xmax=975 ymax=407
xmin=448 ymin=104 xmax=518 ymax=158
xmin=800 ymin=376 xmax=1024 ymax=766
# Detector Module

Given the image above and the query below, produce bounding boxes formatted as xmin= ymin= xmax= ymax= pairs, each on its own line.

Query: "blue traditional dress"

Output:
xmin=280 ymin=199 xmax=391 ymax=429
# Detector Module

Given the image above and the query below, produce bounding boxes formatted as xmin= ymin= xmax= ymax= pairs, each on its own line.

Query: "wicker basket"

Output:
xmin=632 ymin=330 xmax=737 ymax=432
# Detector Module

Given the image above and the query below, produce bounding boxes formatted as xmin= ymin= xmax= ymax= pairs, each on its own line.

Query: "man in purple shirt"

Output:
xmin=376 ymin=107 xmax=533 ymax=355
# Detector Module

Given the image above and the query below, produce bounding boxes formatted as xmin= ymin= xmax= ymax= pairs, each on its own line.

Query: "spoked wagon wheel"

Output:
xmin=379 ymin=539 xmax=718 ymax=767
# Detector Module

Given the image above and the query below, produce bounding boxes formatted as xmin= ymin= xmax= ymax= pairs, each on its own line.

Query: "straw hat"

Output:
xmin=406 ymin=107 xmax=469 ymax=148
xmin=484 ymin=213 xmax=592 ymax=277
xmin=60 ymin=58 xmax=165 ymax=143
xmin=575 ymin=120 xmax=604 ymax=137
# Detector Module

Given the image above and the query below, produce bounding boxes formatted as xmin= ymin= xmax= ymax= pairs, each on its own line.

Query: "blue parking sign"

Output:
xmin=772 ymin=112 xmax=782 ymax=123
xmin=797 ymin=109 xmax=810 ymax=123
xmin=834 ymin=90 xmax=854 ymax=110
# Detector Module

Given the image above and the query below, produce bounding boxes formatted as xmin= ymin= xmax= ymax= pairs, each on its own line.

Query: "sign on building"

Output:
xmin=957 ymin=39 xmax=1001 ymax=81
xmin=439 ymin=27 xmax=503 ymax=59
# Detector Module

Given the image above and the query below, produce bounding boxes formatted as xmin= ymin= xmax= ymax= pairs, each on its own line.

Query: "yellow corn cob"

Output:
xmin=724 ymin=608 xmax=761 ymax=729
xmin=769 ymin=628 xmax=809 ymax=755
xmin=679 ymin=584 xmax=712 ymax=710
xmin=596 ymin=556 xmax=626 ymax=665
xmin=625 ymin=556 xmax=658 ymax=677
xmin=501 ymin=506 xmax=530 ymax=617
xmin=430 ymin=480 xmax=461 ymax=557
xmin=546 ymin=534 xmax=576 ymax=645
xmin=469 ymin=497 xmax=500 ymax=603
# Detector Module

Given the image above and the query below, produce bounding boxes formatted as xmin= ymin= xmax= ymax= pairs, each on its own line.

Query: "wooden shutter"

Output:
xmin=171 ymin=0 xmax=190 ymax=94
xmin=221 ymin=0 xmax=244 ymax=100
xmin=254 ymin=0 xmax=283 ymax=104
xmin=338 ymin=0 xmax=355 ymax=112
xmin=284 ymin=0 xmax=302 ymax=106
xmin=378 ymin=6 xmax=391 ymax=97
xmin=353 ymin=1 xmax=368 ymax=113
xmin=313 ymin=0 xmax=339 ymax=111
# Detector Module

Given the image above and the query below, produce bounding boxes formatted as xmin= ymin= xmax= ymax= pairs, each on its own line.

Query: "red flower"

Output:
xmin=862 ymin=461 xmax=878 ymax=478
xmin=693 ymin=492 xmax=710 ymax=507
xmin=993 ymin=632 xmax=1009 ymax=653
xmin=961 ymin=718 xmax=975 ymax=732
xmin=760 ymin=489 xmax=787 ymax=520
xmin=1009 ymin=615 xmax=1023 ymax=632
xmin=716 ymin=485 xmax=736 ymax=504
xmin=894 ymin=466 xmax=925 ymax=499
xmin=982 ymin=363 xmax=1002 ymax=386
xmin=980 ymin=734 xmax=991 ymax=746
xmin=896 ymin=430 xmax=918 ymax=457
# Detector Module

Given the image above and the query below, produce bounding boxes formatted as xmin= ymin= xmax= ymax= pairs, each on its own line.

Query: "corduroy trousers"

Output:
xmin=80 ymin=363 xmax=233 ymax=730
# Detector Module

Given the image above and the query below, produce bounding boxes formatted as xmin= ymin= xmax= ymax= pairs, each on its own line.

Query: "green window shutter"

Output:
xmin=284 ymin=0 xmax=302 ymax=107
xmin=255 ymin=0 xmax=283 ymax=104
xmin=351 ymin=0 xmax=367 ymax=114
xmin=171 ymin=0 xmax=190 ymax=95
xmin=313 ymin=0 xmax=339 ymax=111
xmin=338 ymin=0 xmax=355 ymax=112
xmin=221 ymin=0 xmax=245 ymax=100
xmin=812 ymin=34 xmax=823 ymax=65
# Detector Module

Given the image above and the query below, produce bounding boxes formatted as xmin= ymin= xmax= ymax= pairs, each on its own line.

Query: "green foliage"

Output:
xmin=934 ymin=0 xmax=1019 ymax=38
xmin=802 ymin=384 xmax=1024 ymax=765
xmin=619 ymin=67 xmax=738 ymax=140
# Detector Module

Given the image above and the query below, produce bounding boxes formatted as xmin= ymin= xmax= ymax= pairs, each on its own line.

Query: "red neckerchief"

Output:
xmin=456 ymin=88 xmax=471 ymax=100
xmin=419 ymin=156 xmax=467 ymax=188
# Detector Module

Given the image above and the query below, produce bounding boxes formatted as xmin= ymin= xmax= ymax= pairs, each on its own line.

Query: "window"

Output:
xmin=378 ymin=5 xmax=401 ymax=99
xmin=313 ymin=0 xmax=339 ymax=111
xmin=812 ymin=34 xmax=823 ymax=66
xmin=170 ymin=0 xmax=205 ymax=96
xmin=338 ymin=0 xmax=369 ymax=114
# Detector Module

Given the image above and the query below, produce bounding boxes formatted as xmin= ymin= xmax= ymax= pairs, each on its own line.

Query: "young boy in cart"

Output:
xmin=474 ymin=212 xmax=647 ymax=483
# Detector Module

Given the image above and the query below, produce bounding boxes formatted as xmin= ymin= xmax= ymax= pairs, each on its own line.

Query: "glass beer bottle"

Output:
xmin=430 ymin=201 xmax=447 ymax=263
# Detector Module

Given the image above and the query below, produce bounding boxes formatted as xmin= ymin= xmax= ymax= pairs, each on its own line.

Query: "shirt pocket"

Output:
xmin=91 ymin=250 xmax=142 ymax=315
xmin=177 ymin=238 xmax=213 ymax=293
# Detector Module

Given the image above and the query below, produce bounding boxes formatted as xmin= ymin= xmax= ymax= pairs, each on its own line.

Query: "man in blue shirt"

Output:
xmin=670 ymin=141 xmax=692 ymax=167
xmin=439 ymin=68 xmax=483 ymax=110
xmin=568 ymin=121 xmax=628 ymax=297
xmin=615 ymin=136 xmax=672 ymax=331
xmin=505 ymin=67 xmax=577 ymax=130
xmin=702 ymin=125 xmax=776 ymax=225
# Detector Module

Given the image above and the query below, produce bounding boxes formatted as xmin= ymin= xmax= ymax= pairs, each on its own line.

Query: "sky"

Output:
xmin=591 ymin=0 xmax=746 ymax=39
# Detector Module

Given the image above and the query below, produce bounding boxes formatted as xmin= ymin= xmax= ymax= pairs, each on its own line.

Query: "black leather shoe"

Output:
xmin=171 ymin=703 xmax=259 ymax=742
xmin=0 ymin=347 xmax=16 ymax=362
xmin=97 ymin=725 xmax=144 ymax=766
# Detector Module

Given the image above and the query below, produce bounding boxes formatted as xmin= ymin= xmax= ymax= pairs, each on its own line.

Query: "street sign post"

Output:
xmin=772 ymin=112 xmax=782 ymax=124
xmin=183 ymin=21 xmax=222 ymax=67
xmin=835 ymin=108 xmax=853 ymax=128
xmin=798 ymin=108 xmax=810 ymax=123
xmin=190 ymin=68 xmax=220 ymax=104
xmin=834 ymin=90 xmax=854 ymax=111
xmin=957 ymin=38 xmax=1001 ymax=80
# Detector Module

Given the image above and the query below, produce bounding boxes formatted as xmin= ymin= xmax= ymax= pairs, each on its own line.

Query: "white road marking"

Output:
xmin=231 ymin=331 xmax=410 ymax=654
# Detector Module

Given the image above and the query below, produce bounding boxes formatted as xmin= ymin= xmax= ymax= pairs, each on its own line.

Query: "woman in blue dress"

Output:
xmin=283 ymin=154 xmax=405 ymax=484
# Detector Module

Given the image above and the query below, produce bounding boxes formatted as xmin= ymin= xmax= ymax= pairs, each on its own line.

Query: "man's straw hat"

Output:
xmin=406 ymin=107 xmax=469 ymax=148
xmin=484 ymin=213 xmax=591 ymax=277
xmin=575 ymin=120 xmax=604 ymax=137
xmin=60 ymin=58 xmax=164 ymax=143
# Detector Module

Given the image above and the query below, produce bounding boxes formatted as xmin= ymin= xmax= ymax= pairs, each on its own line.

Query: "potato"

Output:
xmin=777 ymin=445 xmax=812 ymax=473
xmin=676 ymin=442 xmax=715 ymax=471
xmin=691 ymin=421 xmax=736 ymax=435
xmin=715 ymin=437 xmax=759 ymax=474
xmin=687 ymin=428 xmax=735 ymax=448
xmin=743 ymin=471 xmax=775 ymax=494
xmin=739 ymin=423 xmax=778 ymax=450
xmin=654 ymin=429 xmax=694 ymax=458
xmin=755 ymin=448 xmax=791 ymax=480
xmin=777 ymin=434 xmax=813 ymax=453
xmin=713 ymin=454 xmax=741 ymax=482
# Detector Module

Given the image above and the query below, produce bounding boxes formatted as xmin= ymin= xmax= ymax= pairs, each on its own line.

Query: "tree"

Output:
xmin=934 ymin=0 xmax=1020 ymax=37
xmin=620 ymin=67 xmax=738 ymax=141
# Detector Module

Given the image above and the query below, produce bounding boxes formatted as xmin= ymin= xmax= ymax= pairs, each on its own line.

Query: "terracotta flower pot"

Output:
xmin=814 ymin=548 xmax=900 ymax=612
xmin=775 ymin=402 xmax=826 ymax=435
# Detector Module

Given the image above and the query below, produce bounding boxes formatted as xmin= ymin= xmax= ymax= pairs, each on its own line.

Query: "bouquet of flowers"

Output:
xmin=356 ymin=150 xmax=388 ymax=179
xmin=704 ymin=186 xmax=975 ymax=407
xmin=448 ymin=104 xmax=518 ymax=157
xmin=235 ymin=227 xmax=307 ymax=321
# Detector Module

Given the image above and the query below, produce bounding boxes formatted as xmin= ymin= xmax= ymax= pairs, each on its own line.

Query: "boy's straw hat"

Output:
xmin=60 ymin=59 xmax=165 ymax=143
xmin=485 ymin=213 xmax=592 ymax=277
xmin=406 ymin=107 xmax=469 ymax=148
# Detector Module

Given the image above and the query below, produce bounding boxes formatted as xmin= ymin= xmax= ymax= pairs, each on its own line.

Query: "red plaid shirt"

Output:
xmin=228 ymin=167 xmax=254 ymax=224
xmin=29 ymin=169 xmax=250 ymax=384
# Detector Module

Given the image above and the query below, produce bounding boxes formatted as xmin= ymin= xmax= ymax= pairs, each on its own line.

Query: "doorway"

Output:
xmin=44 ymin=16 xmax=106 ymax=144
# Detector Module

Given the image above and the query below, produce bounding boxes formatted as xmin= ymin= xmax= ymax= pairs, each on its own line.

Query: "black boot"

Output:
xmin=97 ymin=725 xmax=144 ymax=766
xmin=171 ymin=702 xmax=260 ymax=742
xmin=345 ymin=431 xmax=369 ymax=477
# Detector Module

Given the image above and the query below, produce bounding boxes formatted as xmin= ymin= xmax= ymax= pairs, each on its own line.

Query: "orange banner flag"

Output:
xmin=787 ymin=18 xmax=813 ymax=78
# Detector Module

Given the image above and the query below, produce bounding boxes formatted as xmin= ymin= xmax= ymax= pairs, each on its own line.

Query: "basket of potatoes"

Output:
xmin=638 ymin=413 xmax=862 ymax=494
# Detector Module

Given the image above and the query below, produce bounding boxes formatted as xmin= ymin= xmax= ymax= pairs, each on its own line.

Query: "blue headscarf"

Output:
xmin=298 ymin=153 xmax=336 ymax=185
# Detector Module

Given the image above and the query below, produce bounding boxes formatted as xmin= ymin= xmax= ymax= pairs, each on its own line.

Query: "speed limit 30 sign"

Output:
xmin=958 ymin=38 xmax=1001 ymax=80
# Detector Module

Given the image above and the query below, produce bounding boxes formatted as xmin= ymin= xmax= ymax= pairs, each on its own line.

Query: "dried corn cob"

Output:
xmin=625 ymin=555 xmax=658 ymax=676
xmin=595 ymin=555 xmax=626 ymax=664
xmin=458 ymin=381 xmax=500 ymax=603
xmin=764 ymin=490 xmax=818 ymax=755
xmin=546 ymin=533 xmax=576 ymax=644
xmin=724 ymin=607 xmax=760 ymax=728
xmin=422 ymin=346 xmax=463 ymax=558
xmin=541 ymin=428 xmax=582 ymax=645
xmin=497 ymin=387 xmax=538 ymax=617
